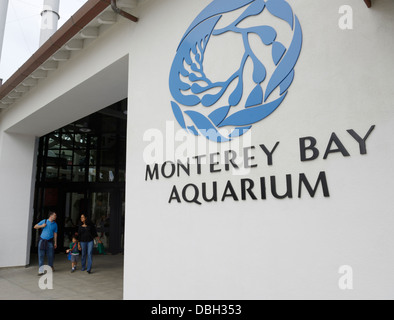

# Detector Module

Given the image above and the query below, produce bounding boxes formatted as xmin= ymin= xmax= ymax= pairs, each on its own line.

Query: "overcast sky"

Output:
xmin=0 ymin=0 xmax=88 ymax=81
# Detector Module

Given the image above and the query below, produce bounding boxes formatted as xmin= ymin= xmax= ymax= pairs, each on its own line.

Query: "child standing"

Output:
xmin=66 ymin=236 xmax=80 ymax=273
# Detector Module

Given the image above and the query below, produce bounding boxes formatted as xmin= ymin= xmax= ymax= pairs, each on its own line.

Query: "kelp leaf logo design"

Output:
xmin=169 ymin=0 xmax=303 ymax=142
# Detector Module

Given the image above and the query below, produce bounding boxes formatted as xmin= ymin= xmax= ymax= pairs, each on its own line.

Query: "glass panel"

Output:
xmin=91 ymin=192 xmax=111 ymax=249
xmin=61 ymin=133 xmax=74 ymax=149
xmin=45 ymin=166 xmax=59 ymax=180
xmin=119 ymin=169 xmax=125 ymax=182
xmin=43 ymin=188 xmax=58 ymax=208
xmin=101 ymin=115 xmax=117 ymax=133
xmin=73 ymin=150 xmax=87 ymax=166
xmin=48 ymin=133 xmax=60 ymax=149
xmin=74 ymin=133 xmax=87 ymax=149
xmin=90 ymin=136 xmax=98 ymax=149
xmin=119 ymin=121 xmax=127 ymax=136
xmin=89 ymin=149 xmax=97 ymax=166
xmin=119 ymin=144 xmax=126 ymax=165
xmin=63 ymin=192 xmax=87 ymax=249
xmin=73 ymin=167 xmax=86 ymax=182
xmin=99 ymin=166 xmax=116 ymax=182
xmin=46 ymin=149 xmax=60 ymax=163
xmin=60 ymin=150 xmax=73 ymax=166
xmin=38 ymin=164 xmax=45 ymax=182
xmin=59 ymin=166 xmax=72 ymax=181
xmin=99 ymin=149 xmax=117 ymax=165
xmin=100 ymin=133 xmax=117 ymax=164
xmin=88 ymin=167 xmax=97 ymax=182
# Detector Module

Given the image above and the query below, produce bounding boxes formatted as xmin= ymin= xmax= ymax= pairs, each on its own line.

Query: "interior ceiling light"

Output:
xmin=79 ymin=122 xmax=91 ymax=133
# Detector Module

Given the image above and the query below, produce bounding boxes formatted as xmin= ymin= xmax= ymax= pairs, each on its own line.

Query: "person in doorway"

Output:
xmin=96 ymin=215 xmax=106 ymax=238
xmin=66 ymin=235 xmax=80 ymax=273
xmin=65 ymin=217 xmax=76 ymax=241
xmin=34 ymin=211 xmax=58 ymax=276
xmin=78 ymin=214 xmax=99 ymax=274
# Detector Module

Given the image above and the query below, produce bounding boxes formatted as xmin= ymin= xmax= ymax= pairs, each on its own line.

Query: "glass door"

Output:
xmin=91 ymin=191 xmax=111 ymax=250
xmin=63 ymin=191 xmax=88 ymax=249
xmin=90 ymin=189 xmax=124 ymax=255
xmin=36 ymin=186 xmax=124 ymax=254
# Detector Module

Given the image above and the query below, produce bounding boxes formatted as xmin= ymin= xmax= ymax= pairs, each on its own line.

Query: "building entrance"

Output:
xmin=61 ymin=187 xmax=125 ymax=254
xmin=31 ymin=99 xmax=127 ymax=255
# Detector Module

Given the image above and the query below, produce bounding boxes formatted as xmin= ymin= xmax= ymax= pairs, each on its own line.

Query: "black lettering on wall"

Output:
xmin=145 ymin=164 xmax=159 ymax=181
xmin=241 ymin=179 xmax=257 ymax=200
xmin=202 ymin=182 xmax=218 ymax=202
xmin=259 ymin=142 xmax=280 ymax=166
xmin=161 ymin=161 xmax=176 ymax=178
xmin=300 ymin=137 xmax=319 ymax=162
xmin=298 ymin=172 xmax=330 ymax=198
xmin=210 ymin=152 xmax=221 ymax=173
xmin=182 ymin=184 xmax=202 ymax=205
xmin=221 ymin=181 xmax=239 ymax=202
xmin=243 ymin=146 xmax=258 ymax=169
xmin=270 ymin=175 xmax=293 ymax=199
xmin=169 ymin=186 xmax=181 ymax=203
xmin=323 ymin=133 xmax=350 ymax=159
xmin=347 ymin=125 xmax=375 ymax=155
xmin=177 ymin=160 xmax=190 ymax=177
xmin=224 ymin=150 xmax=239 ymax=171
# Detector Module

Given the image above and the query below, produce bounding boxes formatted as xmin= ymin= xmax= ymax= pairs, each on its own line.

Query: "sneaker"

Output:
xmin=38 ymin=267 xmax=44 ymax=276
xmin=71 ymin=268 xmax=76 ymax=273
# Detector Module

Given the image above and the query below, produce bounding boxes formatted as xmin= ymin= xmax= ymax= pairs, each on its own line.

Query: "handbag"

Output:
xmin=67 ymin=242 xmax=77 ymax=261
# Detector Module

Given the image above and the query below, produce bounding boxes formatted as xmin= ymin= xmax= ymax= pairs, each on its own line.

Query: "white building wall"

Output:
xmin=0 ymin=130 xmax=36 ymax=267
xmin=123 ymin=0 xmax=394 ymax=299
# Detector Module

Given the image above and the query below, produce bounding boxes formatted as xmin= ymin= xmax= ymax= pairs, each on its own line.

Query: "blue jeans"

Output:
xmin=38 ymin=239 xmax=54 ymax=272
xmin=80 ymin=241 xmax=94 ymax=271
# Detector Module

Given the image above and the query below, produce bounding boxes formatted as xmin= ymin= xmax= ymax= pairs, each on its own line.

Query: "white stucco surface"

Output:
xmin=124 ymin=0 xmax=394 ymax=299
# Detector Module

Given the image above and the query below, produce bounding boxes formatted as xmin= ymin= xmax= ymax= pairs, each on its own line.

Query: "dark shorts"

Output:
xmin=71 ymin=254 xmax=79 ymax=263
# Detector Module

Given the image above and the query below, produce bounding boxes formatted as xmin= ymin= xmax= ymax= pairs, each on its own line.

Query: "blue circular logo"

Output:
xmin=169 ymin=0 xmax=303 ymax=142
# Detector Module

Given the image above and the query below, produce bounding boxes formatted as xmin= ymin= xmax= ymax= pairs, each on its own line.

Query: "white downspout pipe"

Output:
xmin=39 ymin=0 xmax=60 ymax=47
xmin=0 ymin=0 xmax=9 ymax=85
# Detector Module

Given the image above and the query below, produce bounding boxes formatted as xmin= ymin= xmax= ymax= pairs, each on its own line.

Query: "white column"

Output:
xmin=0 ymin=131 xmax=37 ymax=267
xmin=39 ymin=0 xmax=60 ymax=46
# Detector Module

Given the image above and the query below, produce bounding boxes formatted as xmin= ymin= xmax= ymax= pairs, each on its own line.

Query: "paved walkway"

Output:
xmin=0 ymin=253 xmax=124 ymax=300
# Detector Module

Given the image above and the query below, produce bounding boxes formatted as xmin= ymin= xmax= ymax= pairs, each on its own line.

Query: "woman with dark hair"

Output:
xmin=78 ymin=214 xmax=99 ymax=274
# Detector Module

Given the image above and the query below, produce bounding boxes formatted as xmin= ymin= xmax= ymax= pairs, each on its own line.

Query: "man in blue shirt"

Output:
xmin=34 ymin=211 xmax=58 ymax=275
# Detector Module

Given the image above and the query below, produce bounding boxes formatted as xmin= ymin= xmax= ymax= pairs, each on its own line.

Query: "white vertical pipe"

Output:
xmin=39 ymin=0 xmax=60 ymax=46
xmin=0 ymin=0 xmax=9 ymax=83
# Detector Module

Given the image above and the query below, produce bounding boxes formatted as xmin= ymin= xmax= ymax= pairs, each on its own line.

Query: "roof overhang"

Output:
xmin=0 ymin=0 xmax=138 ymax=110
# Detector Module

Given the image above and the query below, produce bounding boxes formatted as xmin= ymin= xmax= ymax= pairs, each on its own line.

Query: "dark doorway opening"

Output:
xmin=31 ymin=99 xmax=127 ymax=255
